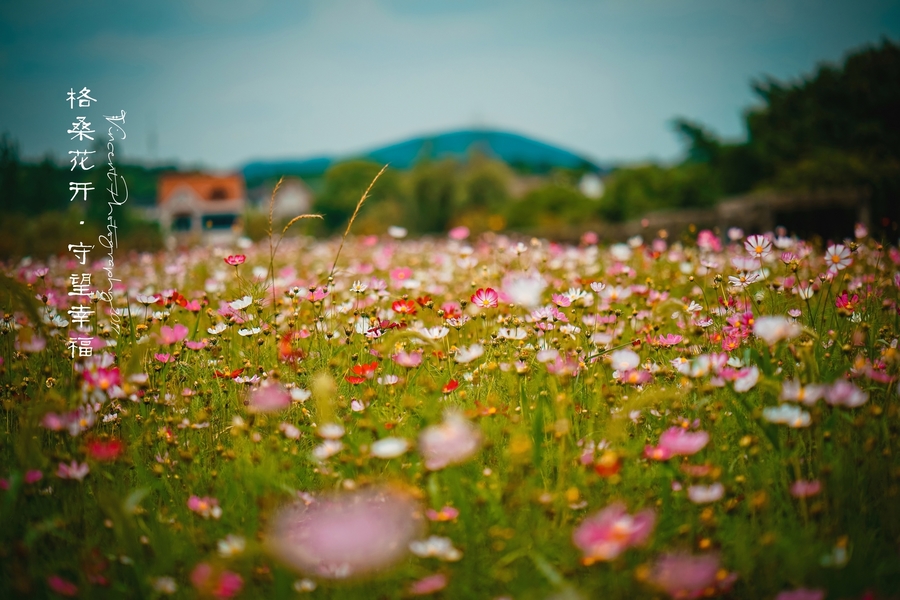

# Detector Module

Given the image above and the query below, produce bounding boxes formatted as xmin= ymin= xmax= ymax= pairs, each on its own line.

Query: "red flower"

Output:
xmin=392 ymin=299 xmax=417 ymax=315
xmin=593 ymin=450 xmax=621 ymax=477
xmin=352 ymin=361 xmax=379 ymax=378
xmin=345 ymin=375 xmax=366 ymax=385
xmin=442 ymin=379 xmax=459 ymax=394
xmin=86 ymin=438 xmax=124 ymax=461
xmin=415 ymin=295 xmax=432 ymax=307
xmin=214 ymin=367 xmax=245 ymax=379
xmin=224 ymin=254 xmax=246 ymax=266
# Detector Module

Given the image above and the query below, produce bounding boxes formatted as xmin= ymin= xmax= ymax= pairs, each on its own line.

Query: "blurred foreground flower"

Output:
xmin=419 ymin=412 xmax=482 ymax=470
xmin=248 ymin=382 xmax=291 ymax=413
xmin=646 ymin=553 xmax=736 ymax=598
xmin=572 ymin=502 xmax=655 ymax=564
xmin=266 ymin=486 xmax=423 ymax=579
xmin=190 ymin=562 xmax=243 ymax=599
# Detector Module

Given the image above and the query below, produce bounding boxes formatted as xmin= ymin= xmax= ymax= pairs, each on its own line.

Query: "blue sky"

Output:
xmin=1 ymin=0 xmax=898 ymax=170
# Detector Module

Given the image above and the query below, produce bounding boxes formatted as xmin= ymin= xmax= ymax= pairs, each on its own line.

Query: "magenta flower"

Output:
xmin=25 ymin=470 xmax=43 ymax=484
xmin=266 ymin=486 xmax=423 ymax=579
xmin=572 ymin=502 xmax=655 ymax=564
xmin=223 ymin=254 xmax=246 ymax=266
xmin=154 ymin=353 xmax=172 ymax=363
xmin=471 ymin=287 xmax=499 ymax=309
xmin=47 ymin=575 xmax=78 ymax=597
xmin=191 ymin=562 xmax=243 ymax=599
xmin=419 ymin=412 xmax=483 ymax=470
xmin=160 ymin=323 xmax=188 ymax=345
xmin=186 ymin=339 xmax=208 ymax=350
xmin=248 ymin=382 xmax=292 ymax=413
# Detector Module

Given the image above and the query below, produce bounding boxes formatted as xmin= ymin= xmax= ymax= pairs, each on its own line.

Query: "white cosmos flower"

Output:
xmin=370 ymin=437 xmax=410 ymax=459
xmin=753 ymin=316 xmax=802 ymax=346
xmin=290 ymin=388 xmax=312 ymax=403
xmin=420 ymin=326 xmax=449 ymax=340
xmin=238 ymin=327 xmax=261 ymax=336
xmin=388 ymin=226 xmax=408 ymax=239
xmin=312 ymin=440 xmax=343 ymax=460
xmin=498 ymin=327 xmax=528 ymax=340
xmin=763 ymin=404 xmax=811 ymax=427
xmin=687 ymin=483 xmax=725 ymax=504
xmin=455 ymin=344 xmax=484 ymax=364
xmin=409 ymin=536 xmax=463 ymax=561
xmin=229 ymin=295 xmax=253 ymax=310
xmin=217 ymin=534 xmax=246 ymax=558
xmin=208 ymin=323 xmax=228 ymax=335
xmin=608 ymin=349 xmax=640 ymax=371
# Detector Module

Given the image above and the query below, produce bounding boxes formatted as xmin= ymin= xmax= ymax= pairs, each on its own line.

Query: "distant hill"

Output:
xmin=242 ymin=129 xmax=602 ymax=183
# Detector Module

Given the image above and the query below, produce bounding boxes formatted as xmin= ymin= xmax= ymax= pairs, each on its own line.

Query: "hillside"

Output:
xmin=242 ymin=128 xmax=601 ymax=183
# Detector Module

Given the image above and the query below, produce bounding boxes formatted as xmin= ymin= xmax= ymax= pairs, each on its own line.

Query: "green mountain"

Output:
xmin=241 ymin=128 xmax=602 ymax=182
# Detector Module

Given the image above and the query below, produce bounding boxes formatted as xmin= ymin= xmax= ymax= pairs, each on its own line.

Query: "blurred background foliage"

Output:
xmin=1 ymin=40 xmax=898 ymax=258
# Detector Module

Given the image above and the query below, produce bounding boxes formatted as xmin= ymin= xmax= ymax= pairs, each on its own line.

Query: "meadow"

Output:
xmin=1 ymin=211 xmax=899 ymax=599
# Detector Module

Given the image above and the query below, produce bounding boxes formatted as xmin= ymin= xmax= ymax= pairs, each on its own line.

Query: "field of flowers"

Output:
xmin=2 ymin=218 xmax=900 ymax=599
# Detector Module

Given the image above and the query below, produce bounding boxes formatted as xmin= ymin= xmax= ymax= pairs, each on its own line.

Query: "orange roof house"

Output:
xmin=157 ymin=173 xmax=246 ymax=242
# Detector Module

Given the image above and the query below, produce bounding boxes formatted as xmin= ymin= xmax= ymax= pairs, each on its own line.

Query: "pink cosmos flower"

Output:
xmin=825 ymin=379 xmax=868 ymax=408
xmin=571 ymin=502 xmax=656 ymax=564
xmin=223 ymin=254 xmax=246 ymax=266
xmin=551 ymin=293 xmax=572 ymax=307
xmin=266 ymin=486 xmax=423 ymax=579
xmin=697 ymin=230 xmax=721 ymax=253
xmin=408 ymin=573 xmax=448 ymax=595
xmin=248 ymin=382 xmax=292 ymax=413
xmin=656 ymin=333 xmax=683 ymax=347
xmin=775 ymin=589 xmax=825 ymax=600
xmin=647 ymin=553 xmax=736 ymax=598
xmin=392 ymin=350 xmax=423 ymax=368
xmin=419 ymin=412 xmax=482 ymax=470
xmin=657 ymin=427 xmax=709 ymax=457
xmin=188 ymin=495 xmax=222 ymax=519
xmin=448 ymin=226 xmax=469 ymax=240
xmin=190 ymin=563 xmax=243 ymax=599
xmin=186 ymin=339 xmax=208 ymax=350
xmin=790 ymin=479 xmax=822 ymax=498
xmin=471 ymin=287 xmax=499 ymax=308
xmin=25 ymin=470 xmax=43 ymax=484
xmin=426 ymin=506 xmax=460 ymax=521
xmin=16 ymin=335 xmax=46 ymax=353
xmin=160 ymin=323 xmax=188 ymax=345
xmin=744 ymin=234 xmax=772 ymax=260
xmin=154 ymin=353 xmax=173 ymax=363
xmin=781 ymin=380 xmax=826 ymax=406
xmin=824 ymin=244 xmax=852 ymax=272
xmin=57 ymin=461 xmax=89 ymax=481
